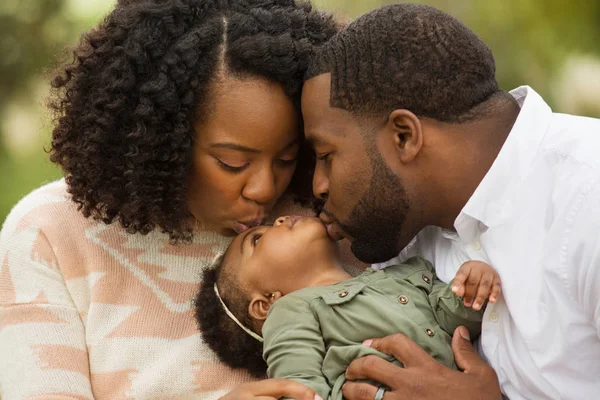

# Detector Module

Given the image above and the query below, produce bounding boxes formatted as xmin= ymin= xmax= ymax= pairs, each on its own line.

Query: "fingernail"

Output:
xmin=459 ymin=326 xmax=470 ymax=341
xmin=452 ymin=285 xmax=459 ymax=292
xmin=490 ymin=296 xmax=496 ymax=302
xmin=473 ymin=302 xmax=480 ymax=310
xmin=362 ymin=339 xmax=373 ymax=347
xmin=315 ymin=395 xmax=323 ymax=400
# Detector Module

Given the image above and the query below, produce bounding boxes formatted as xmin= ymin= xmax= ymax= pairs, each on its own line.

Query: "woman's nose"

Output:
xmin=242 ymin=166 xmax=277 ymax=205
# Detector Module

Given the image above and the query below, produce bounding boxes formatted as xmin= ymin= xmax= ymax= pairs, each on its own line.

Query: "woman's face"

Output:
xmin=188 ymin=76 xmax=300 ymax=236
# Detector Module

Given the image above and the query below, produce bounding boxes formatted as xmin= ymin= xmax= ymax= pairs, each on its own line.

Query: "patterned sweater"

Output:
xmin=0 ymin=180 xmax=361 ymax=399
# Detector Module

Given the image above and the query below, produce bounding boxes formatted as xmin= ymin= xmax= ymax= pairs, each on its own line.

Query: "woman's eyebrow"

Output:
xmin=281 ymin=138 xmax=300 ymax=150
xmin=210 ymin=142 xmax=260 ymax=153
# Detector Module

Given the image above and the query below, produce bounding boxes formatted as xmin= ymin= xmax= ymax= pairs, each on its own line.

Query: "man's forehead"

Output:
xmin=303 ymin=74 xmax=361 ymax=142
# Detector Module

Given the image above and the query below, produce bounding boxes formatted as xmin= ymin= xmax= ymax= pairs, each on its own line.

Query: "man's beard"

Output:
xmin=338 ymin=152 xmax=409 ymax=264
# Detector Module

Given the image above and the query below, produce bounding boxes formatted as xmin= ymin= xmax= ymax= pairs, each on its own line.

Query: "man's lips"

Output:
xmin=318 ymin=210 xmax=346 ymax=241
xmin=325 ymin=222 xmax=346 ymax=241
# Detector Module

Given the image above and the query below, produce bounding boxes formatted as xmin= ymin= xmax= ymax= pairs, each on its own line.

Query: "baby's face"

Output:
xmin=225 ymin=215 xmax=339 ymax=295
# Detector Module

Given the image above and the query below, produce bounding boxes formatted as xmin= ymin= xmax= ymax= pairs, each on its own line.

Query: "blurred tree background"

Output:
xmin=1 ymin=0 xmax=600 ymax=225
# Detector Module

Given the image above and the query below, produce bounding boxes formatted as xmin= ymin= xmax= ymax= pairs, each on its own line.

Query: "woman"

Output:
xmin=0 ymin=0 xmax=338 ymax=398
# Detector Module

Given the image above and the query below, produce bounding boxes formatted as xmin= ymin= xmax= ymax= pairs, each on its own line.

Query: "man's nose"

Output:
xmin=312 ymin=165 xmax=329 ymax=200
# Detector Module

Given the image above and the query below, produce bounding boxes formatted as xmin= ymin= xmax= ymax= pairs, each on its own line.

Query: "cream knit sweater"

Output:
xmin=0 ymin=180 xmax=357 ymax=399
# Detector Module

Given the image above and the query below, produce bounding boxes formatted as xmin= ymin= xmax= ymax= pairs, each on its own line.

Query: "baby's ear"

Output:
xmin=249 ymin=292 xmax=282 ymax=321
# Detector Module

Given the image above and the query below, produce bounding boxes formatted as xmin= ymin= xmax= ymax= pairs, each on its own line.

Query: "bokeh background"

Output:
xmin=2 ymin=0 xmax=600 ymax=226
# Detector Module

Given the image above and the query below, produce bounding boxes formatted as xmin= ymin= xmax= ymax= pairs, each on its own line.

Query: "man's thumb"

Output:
xmin=452 ymin=326 xmax=484 ymax=373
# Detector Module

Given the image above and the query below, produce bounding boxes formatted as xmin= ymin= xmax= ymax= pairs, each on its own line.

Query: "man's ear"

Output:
xmin=248 ymin=291 xmax=282 ymax=321
xmin=385 ymin=109 xmax=423 ymax=164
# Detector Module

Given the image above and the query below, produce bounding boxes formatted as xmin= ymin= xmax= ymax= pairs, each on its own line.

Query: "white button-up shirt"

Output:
xmin=374 ymin=87 xmax=600 ymax=399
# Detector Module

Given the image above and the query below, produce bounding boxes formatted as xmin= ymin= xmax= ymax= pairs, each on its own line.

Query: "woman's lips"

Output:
xmin=234 ymin=219 xmax=262 ymax=234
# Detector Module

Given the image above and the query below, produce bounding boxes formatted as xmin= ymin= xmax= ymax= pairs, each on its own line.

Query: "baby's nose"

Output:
xmin=274 ymin=216 xmax=289 ymax=226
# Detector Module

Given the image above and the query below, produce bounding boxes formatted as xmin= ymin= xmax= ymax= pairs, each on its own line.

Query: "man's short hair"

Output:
xmin=306 ymin=4 xmax=500 ymax=123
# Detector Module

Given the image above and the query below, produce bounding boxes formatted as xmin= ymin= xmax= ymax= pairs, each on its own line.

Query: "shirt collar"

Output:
xmin=455 ymin=86 xmax=553 ymax=232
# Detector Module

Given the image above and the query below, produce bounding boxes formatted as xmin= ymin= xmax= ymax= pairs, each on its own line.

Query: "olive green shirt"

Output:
xmin=262 ymin=256 xmax=484 ymax=400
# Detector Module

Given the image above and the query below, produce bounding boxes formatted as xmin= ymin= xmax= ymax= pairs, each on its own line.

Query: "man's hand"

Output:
xmin=220 ymin=378 xmax=322 ymax=400
xmin=342 ymin=327 xmax=501 ymax=400
xmin=452 ymin=260 xmax=502 ymax=310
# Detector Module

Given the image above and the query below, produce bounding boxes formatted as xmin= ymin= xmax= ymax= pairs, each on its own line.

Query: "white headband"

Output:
xmin=213 ymin=283 xmax=264 ymax=343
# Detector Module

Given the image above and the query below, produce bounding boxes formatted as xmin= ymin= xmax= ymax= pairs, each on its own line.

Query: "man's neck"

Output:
xmin=434 ymin=99 xmax=521 ymax=230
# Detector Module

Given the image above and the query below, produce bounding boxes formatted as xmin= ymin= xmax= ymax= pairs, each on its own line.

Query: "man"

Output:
xmin=302 ymin=4 xmax=600 ymax=400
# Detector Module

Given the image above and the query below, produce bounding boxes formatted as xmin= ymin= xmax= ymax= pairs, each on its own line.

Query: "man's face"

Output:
xmin=302 ymin=74 xmax=411 ymax=263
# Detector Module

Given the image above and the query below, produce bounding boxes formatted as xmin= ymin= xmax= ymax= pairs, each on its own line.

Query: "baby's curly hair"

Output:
xmin=194 ymin=254 xmax=266 ymax=378
xmin=49 ymin=0 xmax=337 ymax=241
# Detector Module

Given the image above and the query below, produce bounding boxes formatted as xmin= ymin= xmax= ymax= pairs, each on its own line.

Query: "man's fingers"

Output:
xmin=452 ymin=263 xmax=472 ymax=297
xmin=452 ymin=327 xmax=487 ymax=373
xmin=345 ymin=354 xmax=402 ymax=386
xmin=364 ymin=333 xmax=433 ymax=368
xmin=342 ymin=382 xmax=381 ymax=400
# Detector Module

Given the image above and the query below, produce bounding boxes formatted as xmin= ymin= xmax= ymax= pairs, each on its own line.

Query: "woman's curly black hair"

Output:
xmin=194 ymin=255 xmax=267 ymax=378
xmin=49 ymin=0 xmax=337 ymax=241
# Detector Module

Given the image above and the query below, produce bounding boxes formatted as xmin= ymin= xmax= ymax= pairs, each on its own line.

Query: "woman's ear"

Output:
xmin=386 ymin=109 xmax=423 ymax=164
xmin=248 ymin=291 xmax=282 ymax=321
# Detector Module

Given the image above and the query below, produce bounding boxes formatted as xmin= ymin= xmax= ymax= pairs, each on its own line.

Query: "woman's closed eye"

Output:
xmin=216 ymin=158 xmax=249 ymax=173
xmin=276 ymin=157 xmax=297 ymax=166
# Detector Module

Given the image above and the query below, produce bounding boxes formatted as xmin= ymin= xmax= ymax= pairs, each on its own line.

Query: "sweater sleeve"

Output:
xmin=0 ymin=208 xmax=94 ymax=399
xmin=262 ymin=296 xmax=330 ymax=400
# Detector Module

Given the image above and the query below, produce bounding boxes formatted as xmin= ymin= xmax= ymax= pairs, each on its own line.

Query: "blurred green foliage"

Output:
xmin=1 ymin=0 xmax=600 ymax=225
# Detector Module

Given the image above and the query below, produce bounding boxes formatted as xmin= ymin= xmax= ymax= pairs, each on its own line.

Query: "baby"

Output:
xmin=195 ymin=216 xmax=500 ymax=400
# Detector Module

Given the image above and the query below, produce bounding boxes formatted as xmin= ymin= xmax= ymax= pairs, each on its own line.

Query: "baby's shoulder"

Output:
xmin=381 ymin=256 xmax=437 ymax=280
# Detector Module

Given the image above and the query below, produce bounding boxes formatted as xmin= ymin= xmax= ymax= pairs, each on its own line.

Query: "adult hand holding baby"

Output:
xmin=220 ymin=379 xmax=322 ymax=400
xmin=342 ymin=328 xmax=501 ymax=400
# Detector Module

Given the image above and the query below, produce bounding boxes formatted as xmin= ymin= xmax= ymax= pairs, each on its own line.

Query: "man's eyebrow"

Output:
xmin=240 ymin=226 xmax=260 ymax=255
xmin=305 ymin=134 xmax=329 ymax=148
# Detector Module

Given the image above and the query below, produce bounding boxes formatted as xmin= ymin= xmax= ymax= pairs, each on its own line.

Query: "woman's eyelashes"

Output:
xmin=216 ymin=159 xmax=249 ymax=173
xmin=216 ymin=156 xmax=297 ymax=173
xmin=276 ymin=157 xmax=297 ymax=166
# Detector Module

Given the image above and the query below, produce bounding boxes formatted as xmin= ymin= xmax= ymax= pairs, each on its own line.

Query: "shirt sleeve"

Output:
xmin=567 ymin=180 xmax=600 ymax=337
xmin=0 ymin=216 xmax=94 ymax=399
xmin=262 ymin=296 xmax=330 ymax=400
xmin=428 ymin=275 xmax=484 ymax=340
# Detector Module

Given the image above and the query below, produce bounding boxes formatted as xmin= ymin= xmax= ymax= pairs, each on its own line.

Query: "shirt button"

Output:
xmin=471 ymin=240 xmax=482 ymax=251
xmin=397 ymin=295 xmax=409 ymax=304
xmin=339 ymin=291 xmax=349 ymax=298
xmin=425 ymin=328 xmax=435 ymax=337
xmin=422 ymin=274 xmax=431 ymax=283
xmin=489 ymin=311 xmax=499 ymax=322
